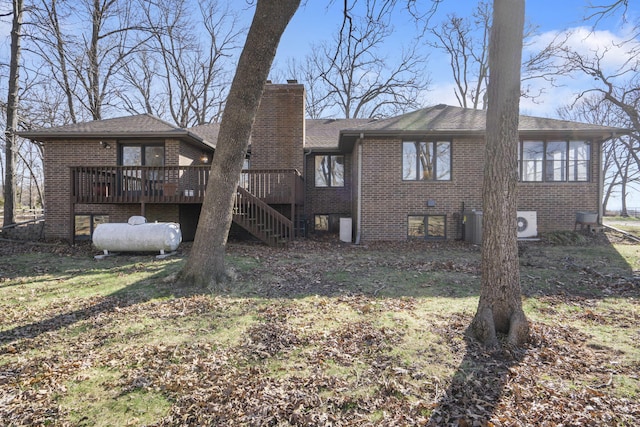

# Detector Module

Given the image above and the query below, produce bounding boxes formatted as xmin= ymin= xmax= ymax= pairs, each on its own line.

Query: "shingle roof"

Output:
xmin=188 ymin=123 xmax=220 ymax=147
xmin=21 ymin=114 xmax=178 ymax=136
xmin=191 ymin=118 xmax=377 ymax=150
xmin=305 ymin=118 xmax=375 ymax=149
xmin=20 ymin=106 xmax=627 ymax=153
xmin=339 ymin=104 xmax=626 ymax=137
xmin=19 ymin=113 xmax=214 ymax=149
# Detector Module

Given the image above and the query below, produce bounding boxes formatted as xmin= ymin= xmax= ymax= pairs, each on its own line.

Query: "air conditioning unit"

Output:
xmin=516 ymin=211 xmax=537 ymax=238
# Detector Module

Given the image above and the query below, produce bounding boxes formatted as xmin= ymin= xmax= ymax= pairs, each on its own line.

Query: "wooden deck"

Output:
xmin=70 ymin=166 xmax=304 ymax=205
xmin=70 ymin=166 xmax=305 ymax=245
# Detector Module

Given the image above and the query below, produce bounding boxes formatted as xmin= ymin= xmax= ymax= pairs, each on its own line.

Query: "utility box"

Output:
xmin=463 ymin=210 xmax=483 ymax=245
xmin=339 ymin=217 xmax=352 ymax=243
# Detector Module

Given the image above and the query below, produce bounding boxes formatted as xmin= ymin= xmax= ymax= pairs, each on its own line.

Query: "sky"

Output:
xmin=272 ymin=0 xmax=638 ymax=118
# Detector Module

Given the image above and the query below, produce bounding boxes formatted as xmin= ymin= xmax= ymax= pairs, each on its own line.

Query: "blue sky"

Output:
xmin=272 ymin=0 xmax=637 ymax=118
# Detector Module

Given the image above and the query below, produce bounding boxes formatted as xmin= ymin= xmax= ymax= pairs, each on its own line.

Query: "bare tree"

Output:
xmin=117 ymin=49 xmax=159 ymax=116
xmin=562 ymin=47 xmax=639 ymax=136
xmin=128 ymin=0 xmax=241 ymax=126
xmin=284 ymin=53 xmax=334 ymax=119
xmin=470 ymin=0 xmax=529 ymax=347
xmin=558 ymin=41 xmax=640 ymax=216
xmin=558 ymin=0 xmax=639 ymax=138
xmin=429 ymin=1 xmax=569 ymax=110
xmin=613 ymin=140 xmax=640 ymax=215
xmin=179 ymin=0 xmax=300 ymax=287
xmin=3 ymin=0 xmax=24 ymax=227
xmin=549 ymin=2 xmax=640 ymax=216
xmin=287 ymin=1 xmax=430 ymax=119
xmin=428 ymin=1 xmax=491 ymax=109
xmin=585 ymin=0 xmax=631 ymax=25
xmin=558 ymin=94 xmax=638 ymax=215
xmin=27 ymin=0 xmax=149 ymax=121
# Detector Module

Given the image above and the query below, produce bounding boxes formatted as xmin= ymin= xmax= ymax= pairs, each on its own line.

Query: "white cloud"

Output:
xmin=528 ymin=25 xmax=639 ymax=73
xmin=519 ymin=25 xmax=639 ymax=118
xmin=422 ymin=82 xmax=463 ymax=108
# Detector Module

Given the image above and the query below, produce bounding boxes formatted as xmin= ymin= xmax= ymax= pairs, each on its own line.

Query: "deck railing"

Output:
xmin=70 ymin=166 xmax=304 ymax=205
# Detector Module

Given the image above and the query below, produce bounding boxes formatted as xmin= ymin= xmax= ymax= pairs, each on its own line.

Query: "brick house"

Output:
xmin=20 ymin=82 xmax=624 ymax=245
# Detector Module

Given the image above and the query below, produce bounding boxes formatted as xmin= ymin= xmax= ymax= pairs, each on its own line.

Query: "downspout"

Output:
xmin=598 ymin=140 xmax=603 ymax=223
xmin=355 ymin=134 xmax=363 ymax=244
xmin=303 ymin=148 xmax=313 ymax=237
xmin=598 ymin=136 xmax=611 ymax=224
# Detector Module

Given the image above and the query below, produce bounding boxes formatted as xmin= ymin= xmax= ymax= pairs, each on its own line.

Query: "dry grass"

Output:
xmin=0 ymin=232 xmax=638 ymax=426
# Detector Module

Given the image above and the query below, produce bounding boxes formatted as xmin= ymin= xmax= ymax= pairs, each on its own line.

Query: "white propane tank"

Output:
xmin=93 ymin=216 xmax=182 ymax=255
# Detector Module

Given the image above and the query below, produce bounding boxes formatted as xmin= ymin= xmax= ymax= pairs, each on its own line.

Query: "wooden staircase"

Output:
xmin=232 ymin=187 xmax=293 ymax=247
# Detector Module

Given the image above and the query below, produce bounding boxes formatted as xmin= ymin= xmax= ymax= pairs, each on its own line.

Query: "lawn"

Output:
xmin=604 ymin=216 xmax=640 ymax=238
xmin=0 ymin=233 xmax=638 ymax=426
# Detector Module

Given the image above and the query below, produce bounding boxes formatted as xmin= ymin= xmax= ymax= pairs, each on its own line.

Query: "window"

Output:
xmin=403 ymin=141 xmax=451 ymax=181
xmin=408 ymin=215 xmax=446 ymax=240
xmin=521 ymin=141 xmax=544 ymax=182
xmin=314 ymin=215 xmax=329 ymax=231
xmin=120 ymin=144 xmax=164 ymax=167
xmin=315 ymin=155 xmax=344 ymax=187
xmin=119 ymin=143 xmax=165 ymax=192
xmin=519 ymin=140 xmax=590 ymax=182
xmin=569 ymin=141 xmax=590 ymax=181
xmin=75 ymin=214 xmax=109 ymax=240
xmin=239 ymin=158 xmax=251 ymax=189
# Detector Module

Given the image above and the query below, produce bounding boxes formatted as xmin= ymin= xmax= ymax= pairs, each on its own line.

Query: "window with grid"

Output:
xmin=519 ymin=140 xmax=590 ymax=182
xmin=402 ymin=141 xmax=451 ymax=181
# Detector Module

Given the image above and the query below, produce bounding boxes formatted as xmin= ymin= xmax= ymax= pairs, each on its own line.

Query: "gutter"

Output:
xmin=18 ymin=130 xmax=215 ymax=151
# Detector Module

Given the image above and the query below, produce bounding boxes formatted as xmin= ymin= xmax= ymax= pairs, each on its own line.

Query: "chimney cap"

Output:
xmin=287 ymin=79 xmax=298 ymax=84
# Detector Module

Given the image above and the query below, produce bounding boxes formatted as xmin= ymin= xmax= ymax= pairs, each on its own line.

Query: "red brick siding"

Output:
xmin=43 ymin=139 xmax=117 ymax=240
xmin=251 ymin=83 xmax=305 ymax=172
xmin=357 ymin=137 xmax=601 ymax=242
xmin=304 ymin=153 xmax=352 ymax=228
xmin=43 ymin=138 xmax=186 ymax=240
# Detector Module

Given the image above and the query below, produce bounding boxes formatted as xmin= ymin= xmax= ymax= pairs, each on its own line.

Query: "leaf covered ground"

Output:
xmin=0 ymin=232 xmax=638 ymax=426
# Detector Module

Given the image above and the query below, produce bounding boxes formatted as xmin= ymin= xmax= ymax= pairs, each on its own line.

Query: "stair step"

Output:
xmin=232 ymin=186 xmax=293 ymax=246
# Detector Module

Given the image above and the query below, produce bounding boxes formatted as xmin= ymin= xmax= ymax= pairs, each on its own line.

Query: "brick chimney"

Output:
xmin=250 ymin=81 xmax=305 ymax=172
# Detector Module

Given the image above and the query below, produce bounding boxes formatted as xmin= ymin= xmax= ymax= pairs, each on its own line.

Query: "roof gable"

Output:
xmin=188 ymin=123 xmax=220 ymax=147
xmin=19 ymin=114 xmax=214 ymax=149
xmin=305 ymin=118 xmax=374 ymax=149
xmin=339 ymin=104 xmax=627 ymax=138
xmin=337 ymin=104 xmax=629 ymax=152
xmin=22 ymin=114 xmax=179 ymax=136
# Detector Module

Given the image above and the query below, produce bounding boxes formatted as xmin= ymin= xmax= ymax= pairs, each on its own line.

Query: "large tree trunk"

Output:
xmin=3 ymin=0 xmax=23 ymax=228
xmin=178 ymin=0 xmax=300 ymax=289
xmin=470 ymin=0 xmax=529 ymax=347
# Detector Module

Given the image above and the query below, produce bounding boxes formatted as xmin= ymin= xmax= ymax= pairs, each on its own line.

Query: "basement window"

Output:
xmin=75 ymin=214 xmax=109 ymax=240
xmin=408 ymin=215 xmax=446 ymax=240
xmin=314 ymin=214 xmax=330 ymax=231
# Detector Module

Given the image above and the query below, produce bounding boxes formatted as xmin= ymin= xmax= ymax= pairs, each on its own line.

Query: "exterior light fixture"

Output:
xmin=99 ymin=141 xmax=111 ymax=149
xmin=200 ymin=154 xmax=209 ymax=164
